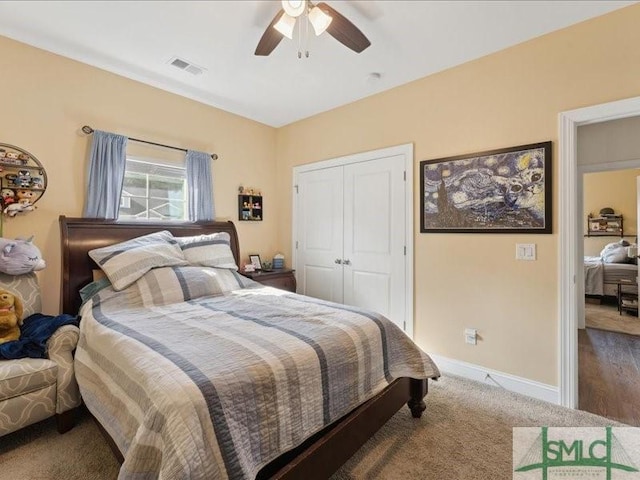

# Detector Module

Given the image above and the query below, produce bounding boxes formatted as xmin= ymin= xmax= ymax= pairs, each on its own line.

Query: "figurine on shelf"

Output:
xmin=4 ymin=199 xmax=35 ymax=217
xmin=5 ymin=170 xmax=33 ymax=188
xmin=16 ymin=190 xmax=37 ymax=203
xmin=30 ymin=178 xmax=44 ymax=190
xmin=0 ymin=189 xmax=15 ymax=206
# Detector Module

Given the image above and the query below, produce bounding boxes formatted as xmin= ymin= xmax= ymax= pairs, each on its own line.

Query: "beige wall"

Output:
xmin=583 ymin=169 xmax=639 ymax=256
xmin=0 ymin=35 xmax=278 ymax=314
xmin=3 ymin=4 xmax=640 ymax=387
xmin=275 ymin=5 xmax=640 ymax=386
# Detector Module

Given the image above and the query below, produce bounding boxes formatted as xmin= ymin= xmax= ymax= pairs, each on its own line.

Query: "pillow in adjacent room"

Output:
xmin=600 ymin=241 xmax=631 ymax=264
xmin=89 ymin=231 xmax=188 ymax=290
xmin=176 ymin=232 xmax=238 ymax=270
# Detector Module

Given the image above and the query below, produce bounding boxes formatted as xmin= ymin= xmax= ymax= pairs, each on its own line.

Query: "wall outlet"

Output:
xmin=464 ymin=328 xmax=477 ymax=345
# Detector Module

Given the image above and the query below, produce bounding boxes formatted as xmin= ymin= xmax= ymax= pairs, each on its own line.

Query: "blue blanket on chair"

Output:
xmin=0 ymin=313 xmax=79 ymax=359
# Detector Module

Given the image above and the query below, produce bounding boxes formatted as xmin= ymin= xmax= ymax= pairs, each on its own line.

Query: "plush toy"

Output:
xmin=0 ymin=289 xmax=23 ymax=345
xmin=4 ymin=199 xmax=35 ymax=217
xmin=16 ymin=189 xmax=36 ymax=202
xmin=0 ymin=236 xmax=46 ymax=275
xmin=5 ymin=170 xmax=33 ymax=188
xmin=0 ymin=189 xmax=15 ymax=206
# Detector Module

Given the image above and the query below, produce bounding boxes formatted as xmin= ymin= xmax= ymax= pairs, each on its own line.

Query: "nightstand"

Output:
xmin=243 ymin=268 xmax=296 ymax=293
xmin=617 ymin=279 xmax=638 ymax=315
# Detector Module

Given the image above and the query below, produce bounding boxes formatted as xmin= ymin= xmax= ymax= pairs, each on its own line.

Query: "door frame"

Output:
xmin=559 ymin=95 xmax=640 ymax=408
xmin=292 ymin=143 xmax=415 ymax=338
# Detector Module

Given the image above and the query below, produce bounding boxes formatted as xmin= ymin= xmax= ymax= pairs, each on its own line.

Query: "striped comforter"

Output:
xmin=76 ymin=266 xmax=439 ymax=480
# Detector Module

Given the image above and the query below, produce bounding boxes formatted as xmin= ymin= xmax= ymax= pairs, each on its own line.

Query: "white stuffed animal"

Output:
xmin=0 ymin=236 xmax=46 ymax=275
xmin=3 ymin=200 xmax=35 ymax=217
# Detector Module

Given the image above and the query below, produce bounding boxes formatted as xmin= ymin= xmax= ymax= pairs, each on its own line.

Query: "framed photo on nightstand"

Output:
xmin=249 ymin=254 xmax=262 ymax=270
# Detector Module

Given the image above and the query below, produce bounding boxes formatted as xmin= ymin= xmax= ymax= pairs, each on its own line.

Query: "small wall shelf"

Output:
xmin=0 ymin=143 xmax=48 ymax=216
xmin=586 ymin=213 xmax=623 ymax=237
xmin=238 ymin=194 xmax=262 ymax=221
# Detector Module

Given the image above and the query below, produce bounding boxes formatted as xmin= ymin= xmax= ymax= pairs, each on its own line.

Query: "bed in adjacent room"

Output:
xmin=59 ymin=216 xmax=439 ymax=480
xmin=584 ymin=241 xmax=638 ymax=297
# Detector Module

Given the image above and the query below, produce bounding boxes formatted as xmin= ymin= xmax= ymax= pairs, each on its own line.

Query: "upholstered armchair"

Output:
xmin=0 ymin=273 xmax=81 ymax=436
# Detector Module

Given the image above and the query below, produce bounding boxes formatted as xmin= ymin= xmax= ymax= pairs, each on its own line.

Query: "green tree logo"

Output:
xmin=515 ymin=427 xmax=638 ymax=479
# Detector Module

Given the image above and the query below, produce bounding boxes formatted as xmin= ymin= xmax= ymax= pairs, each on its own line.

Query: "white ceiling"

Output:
xmin=0 ymin=1 xmax=634 ymax=127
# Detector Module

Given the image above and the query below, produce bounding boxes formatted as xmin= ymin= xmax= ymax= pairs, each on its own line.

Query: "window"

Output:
xmin=118 ymin=158 xmax=187 ymax=220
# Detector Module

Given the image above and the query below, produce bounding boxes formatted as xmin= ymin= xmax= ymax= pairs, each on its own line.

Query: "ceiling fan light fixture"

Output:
xmin=282 ymin=0 xmax=306 ymax=18
xmin=274 ymin=12 xmax=296 ymax=40
xmin=308 ymin=6 xmax=332 ymax=36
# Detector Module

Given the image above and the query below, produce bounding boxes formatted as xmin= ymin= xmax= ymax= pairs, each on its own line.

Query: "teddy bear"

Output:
xmin=0 ymin=289 xmax=23 ymax=345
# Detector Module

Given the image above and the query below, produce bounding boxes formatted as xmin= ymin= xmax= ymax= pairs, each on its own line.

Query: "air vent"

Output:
xmin=184 ymin=64 xmax=204 ymax=76
xmin=168 ymin=57 xmax=205 ymax=76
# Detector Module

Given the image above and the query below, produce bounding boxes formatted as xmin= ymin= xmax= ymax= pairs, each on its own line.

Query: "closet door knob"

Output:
xmin=335 ymin=258 xmax=343 ymax=264
xmin=343 ymin=259 xmax=351 ymax=265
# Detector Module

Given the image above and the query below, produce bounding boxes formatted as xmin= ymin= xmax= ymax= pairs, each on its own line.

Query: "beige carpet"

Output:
xmin=0 ymin=375 xmax=620 ymax=480
xmin=585 ymin=301 xmax=640 ymax=336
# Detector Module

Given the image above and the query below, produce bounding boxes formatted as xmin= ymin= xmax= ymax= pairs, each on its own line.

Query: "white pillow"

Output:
xmin=600 ymin=242 xmax=630 ymax=264
xmin=176 ymin=232 xmax=238 ymax=270
xmin=89 ymin=231 xmax=188 ymax=291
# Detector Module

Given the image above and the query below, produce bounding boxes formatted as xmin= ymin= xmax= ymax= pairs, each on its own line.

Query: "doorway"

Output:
xmin=578 ymin=164 xmax=640 ymax=425
xmin=559 ymin=95 xmax=640 ymax=409
xmin=582 ymin=168 xmax=640 ymax=334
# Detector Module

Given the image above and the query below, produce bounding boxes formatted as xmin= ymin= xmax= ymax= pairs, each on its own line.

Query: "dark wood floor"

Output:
xmin=579 ymin=327 xmax=640 ymax=426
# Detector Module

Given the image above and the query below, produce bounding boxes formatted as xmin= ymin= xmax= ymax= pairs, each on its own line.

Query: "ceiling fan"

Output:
xmin=255 ymin=0 xmax=371 ymax=57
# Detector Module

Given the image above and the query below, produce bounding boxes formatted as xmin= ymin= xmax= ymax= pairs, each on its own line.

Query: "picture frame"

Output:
xmin=420 ymin=141 xmax=552 ymax=234
xmin=249 ymin=254 xmax=262 ymax=270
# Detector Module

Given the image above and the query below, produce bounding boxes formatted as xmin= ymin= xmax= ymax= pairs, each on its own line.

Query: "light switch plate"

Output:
xmin=516 ymin=243 xmax=536 ymax=261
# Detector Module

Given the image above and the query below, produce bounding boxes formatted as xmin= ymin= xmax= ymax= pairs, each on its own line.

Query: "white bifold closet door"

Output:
xmin=295 ymin=154 xmax=407 ymax=331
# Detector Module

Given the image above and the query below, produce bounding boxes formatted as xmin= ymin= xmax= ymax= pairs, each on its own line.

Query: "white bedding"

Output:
xmin=584 ymin=256 xmax=638 ymax=296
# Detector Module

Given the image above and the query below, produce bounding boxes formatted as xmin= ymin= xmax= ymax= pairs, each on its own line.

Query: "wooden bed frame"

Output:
xmin=59 ymin=215 xmax=430 ymax=480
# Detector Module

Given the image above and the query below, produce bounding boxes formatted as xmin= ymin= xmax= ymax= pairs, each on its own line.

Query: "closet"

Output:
xmin=293 ymin=144 xmax=413 ymax=334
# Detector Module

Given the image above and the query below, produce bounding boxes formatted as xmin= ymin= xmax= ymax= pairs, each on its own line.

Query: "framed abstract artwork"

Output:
xmin=420 ymin=141 xmax=552 ymax=234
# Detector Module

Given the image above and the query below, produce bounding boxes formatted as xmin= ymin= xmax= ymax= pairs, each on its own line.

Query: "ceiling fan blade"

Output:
xmin=317 ymin=2 xmax=371 ymax=53
xmin=255 ymin=9 xmax=285 ymax=56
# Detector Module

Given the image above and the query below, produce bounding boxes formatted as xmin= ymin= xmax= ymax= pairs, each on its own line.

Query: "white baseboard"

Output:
xmin=429 ymin=353 xmax=560 ymax=405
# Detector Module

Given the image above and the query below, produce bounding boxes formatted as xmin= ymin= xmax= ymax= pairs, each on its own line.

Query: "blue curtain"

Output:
xmin=186 ymin=150 xmax=214 ymax=221
xmin=83 ymin=130 xmax=128 ymax=219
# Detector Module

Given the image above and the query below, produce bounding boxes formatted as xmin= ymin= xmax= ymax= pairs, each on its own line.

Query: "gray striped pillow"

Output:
xmin=176 ymin=232 xmax=238 ymax=270
xmin=89 ymin=231 xmax=188 ymax=291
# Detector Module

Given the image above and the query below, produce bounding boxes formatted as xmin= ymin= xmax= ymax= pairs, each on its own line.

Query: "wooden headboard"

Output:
xmin=59 ymin=216 xmax=241 ymax=315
